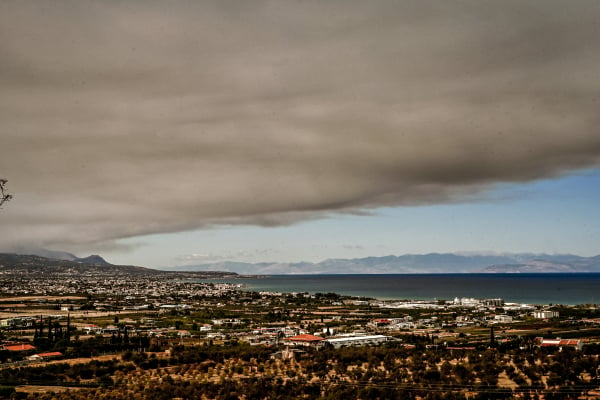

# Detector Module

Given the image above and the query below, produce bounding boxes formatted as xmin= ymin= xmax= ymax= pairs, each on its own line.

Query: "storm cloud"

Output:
xmin=1 ymin=0 xmax=600 ymax=251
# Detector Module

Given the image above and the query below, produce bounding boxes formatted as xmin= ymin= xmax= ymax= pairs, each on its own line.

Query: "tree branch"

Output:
xmin=0 ymin=179 xmax=13 ymax=208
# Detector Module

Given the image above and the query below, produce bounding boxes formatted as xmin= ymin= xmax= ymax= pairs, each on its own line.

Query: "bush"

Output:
xmin=0 ymin=385 xmax=15 ymax=398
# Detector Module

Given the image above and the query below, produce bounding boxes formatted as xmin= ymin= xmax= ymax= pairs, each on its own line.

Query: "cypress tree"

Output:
xmin=66 ymin=313 xmax=71 ymax=340
xmin=47 ymin=316 xmax=53 ymax=341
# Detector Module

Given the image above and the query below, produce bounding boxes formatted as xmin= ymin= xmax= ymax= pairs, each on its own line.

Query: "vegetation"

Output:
xmin=1 ymin=343 xmax=599 ymax=399
xmin=0 ymin=179 xmax=11 ymax=209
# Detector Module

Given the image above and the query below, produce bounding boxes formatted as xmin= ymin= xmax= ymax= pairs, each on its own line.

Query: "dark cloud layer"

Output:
xmin=1 ymin=0 xmax=600 ymax=251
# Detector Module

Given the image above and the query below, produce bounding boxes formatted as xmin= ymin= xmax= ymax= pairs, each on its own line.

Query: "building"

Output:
xmin=453 ymin=298 xmax=481 ymax=307
xmin=534 ymin=311 xmax=559 ymax=319
xmin=483 ymin=298 xmax=505 ymax=307
xmin=3 ymin=343 xmax=36 ymax=352
xmin=270 ymin=348 xmax=306 ymax=360
xmin=536 ymin=337 xmax=583 ymax=351
xmin=370 ymin=319 xmax=391 ymax=328
xmin=325 ymin=335 xmax=390 ymax=349
xmin=285 ymin=334 xmax=325 ymax=347
xmin=82 ymin=325 xmax=102 ymax=335
xmin=493 ymin=315 xmax=513 ymax=323
xmin=0 ymin=317 xmax=36 ymax=328
xmin=28 ymin=352 xmax=63 ymax=361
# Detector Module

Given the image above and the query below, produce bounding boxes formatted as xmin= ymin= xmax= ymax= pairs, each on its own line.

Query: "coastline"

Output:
xmin=195 ymin=273 xmax=600 ymax=305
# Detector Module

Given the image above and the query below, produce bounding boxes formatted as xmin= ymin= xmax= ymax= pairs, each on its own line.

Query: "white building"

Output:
xmin=325 ymin=335 xmax=390 ymax=349
xmin=454 ymin=297 xmax=481 ymax=307
xmin=493 ymin=315 xmax=513 ymax=323
xmin=534 ymin=311 xmax=559 ymax=319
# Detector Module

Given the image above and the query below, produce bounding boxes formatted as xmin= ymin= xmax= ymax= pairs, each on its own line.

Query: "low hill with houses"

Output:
xmin=0 ymin=253 xmax=237 ymax=278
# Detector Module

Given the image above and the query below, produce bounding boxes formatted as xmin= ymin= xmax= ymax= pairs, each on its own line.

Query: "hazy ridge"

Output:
xmin=6 ymin=249 xmax=600 ymax=275
xmin=163 ymin=253 xmax=600 ymax=274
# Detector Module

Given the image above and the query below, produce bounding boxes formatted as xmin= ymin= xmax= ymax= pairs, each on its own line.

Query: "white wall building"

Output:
xmin=325 ymin=335 xmax=390 ymax=349
xmin=534 ymin=311 xmax=559 ymax=319
xmin=493 ymin=315 xmax=513 ymax=323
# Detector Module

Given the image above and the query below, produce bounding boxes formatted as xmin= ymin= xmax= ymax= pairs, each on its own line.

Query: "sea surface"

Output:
xmin=202 ymin=273 xmax=600 ymax=305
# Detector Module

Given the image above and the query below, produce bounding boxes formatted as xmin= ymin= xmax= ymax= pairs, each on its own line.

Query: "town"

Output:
xmin=1 ymin=266 xmax=600 ymax=399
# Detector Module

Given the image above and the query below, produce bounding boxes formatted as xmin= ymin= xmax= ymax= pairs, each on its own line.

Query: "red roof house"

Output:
xmin=536 ymin=337 xmax=583 ymax=351
xmin=3 ymin=343 xmax=36 ymax=352
xmin=28 ymin=352 xmax=63 ymax=361
xmin=35 ymin=352 xmax=63 ymax=358
xmin=285 ymin=334 xmax=325 ymax=347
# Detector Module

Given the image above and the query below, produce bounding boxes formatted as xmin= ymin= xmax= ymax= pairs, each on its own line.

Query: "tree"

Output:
xmin=0 ymin=179 xmax=11 ymax=208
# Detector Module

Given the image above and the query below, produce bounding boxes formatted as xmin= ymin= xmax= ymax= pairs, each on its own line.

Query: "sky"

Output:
xmin=1 ymin=0 xmax=600 ymax=268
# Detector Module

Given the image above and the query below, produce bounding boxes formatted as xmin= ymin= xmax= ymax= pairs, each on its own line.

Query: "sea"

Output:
xmin=202 ymin=273 xmax=600 ymax=305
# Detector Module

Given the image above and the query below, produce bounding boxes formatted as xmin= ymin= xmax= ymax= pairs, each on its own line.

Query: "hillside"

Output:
xmin=0 ymin=253 xmax=238 ymax=278
xmin=0 ymin=253 xmax=155 ymax=275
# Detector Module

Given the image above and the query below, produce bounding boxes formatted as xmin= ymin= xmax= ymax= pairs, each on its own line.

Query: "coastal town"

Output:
xmin=1 ymin=258 xmax=600 ymax=399
xmin=3 ymin=0 xmax=600 ymax=399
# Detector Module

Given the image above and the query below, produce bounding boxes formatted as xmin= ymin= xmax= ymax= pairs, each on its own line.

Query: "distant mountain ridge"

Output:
xmin=479 ymin=255 xmax=600 ymax=273
xmin=164 ymin=253 xmax=600 ymax=274
xmin=9 ymin=247 xmax=109 ymax=265
xmin=7 ymin=249 xmax=600 ymax=275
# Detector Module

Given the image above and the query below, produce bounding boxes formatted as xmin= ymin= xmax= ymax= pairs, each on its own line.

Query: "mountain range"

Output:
xmin=163 ymin=253 xmax=600 ymax=274
xmin=5 ymin=248 xmax=600 ymax=275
